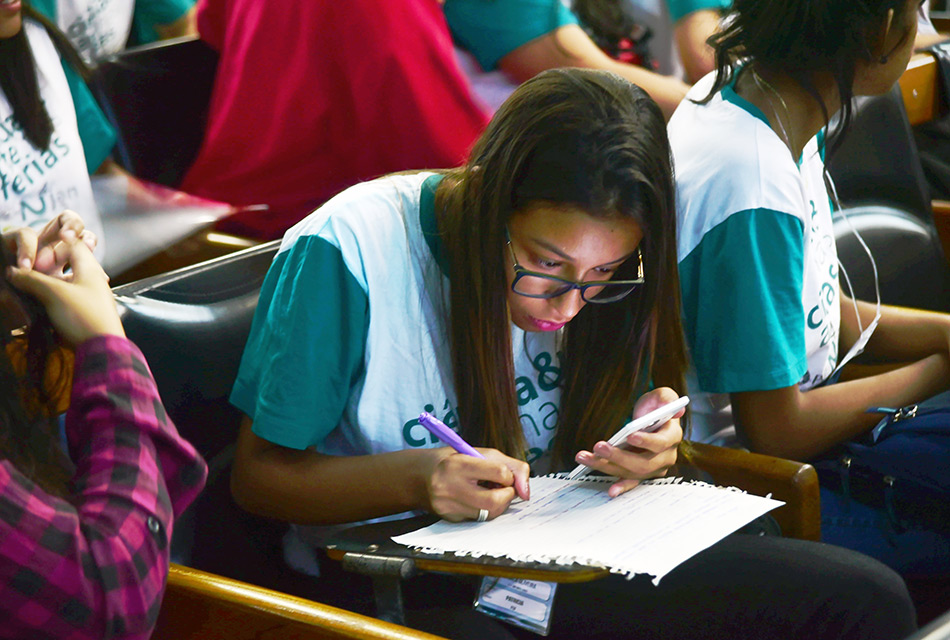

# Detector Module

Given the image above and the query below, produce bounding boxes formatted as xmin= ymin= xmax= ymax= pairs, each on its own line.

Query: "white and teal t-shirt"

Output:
xmin=0 ymin=20 xmax=102 ymax=256
xmin=231 ymin=172 xmax=563 ymax=472
xmin=669 ymin=73 xmax=840 ymax=438
xmin=32 ymin=0 xmax=195 ymax=62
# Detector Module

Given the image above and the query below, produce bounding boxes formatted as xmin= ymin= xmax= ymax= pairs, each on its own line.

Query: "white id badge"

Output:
xmin=474 ymin=577 xmax=557 ymax=636
xmin=830 ymin=311 xmax=881 ymax=380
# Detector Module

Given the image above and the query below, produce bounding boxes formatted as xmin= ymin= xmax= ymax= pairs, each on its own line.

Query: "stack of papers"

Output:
xmin=393 ymin=475 xmax=782 ymax=584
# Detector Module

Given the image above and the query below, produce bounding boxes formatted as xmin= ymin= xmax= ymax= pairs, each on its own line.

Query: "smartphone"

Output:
xmin=565 ymin=395 xmax=690 ymax=481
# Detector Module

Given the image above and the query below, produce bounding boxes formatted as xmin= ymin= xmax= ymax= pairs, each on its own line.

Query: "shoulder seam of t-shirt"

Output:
xmin=679 ymin=206 xmax=804 ymax=263
xmin=277 ymin=172 xmax=436 ymax=293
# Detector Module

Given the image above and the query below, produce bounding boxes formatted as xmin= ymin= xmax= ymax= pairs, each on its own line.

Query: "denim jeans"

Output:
xmin=820 ymin=486 xmax=950 ymax=578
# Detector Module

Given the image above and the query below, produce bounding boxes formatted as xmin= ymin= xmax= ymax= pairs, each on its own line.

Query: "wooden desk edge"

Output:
xmin=324 ymin=547 xmax=609 ymax=584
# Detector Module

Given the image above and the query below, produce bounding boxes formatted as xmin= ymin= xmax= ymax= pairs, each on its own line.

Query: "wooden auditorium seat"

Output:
xmin=154 ymin=564 xmax=446 ymax=640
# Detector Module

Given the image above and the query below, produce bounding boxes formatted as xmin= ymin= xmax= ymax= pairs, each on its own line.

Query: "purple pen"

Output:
xmin=418 ymin=412 xmax=485 ymax=458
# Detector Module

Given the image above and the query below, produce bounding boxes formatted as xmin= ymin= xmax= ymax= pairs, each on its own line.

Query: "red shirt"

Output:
xmin=181 ymin=0 xmax=490 ymax=239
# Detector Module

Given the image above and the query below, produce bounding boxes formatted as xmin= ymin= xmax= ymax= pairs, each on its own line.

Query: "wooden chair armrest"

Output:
xmin=931 ymin=200 xmax=950 ymax=265
xmin=681 ymin=441 xmax=821 ymax=542
xmin=111 ymin=228 xmax=260 ymax=286
xmin=152 ymin=563 xmax=446 ymax=640
xmin=900 ymin=52 xmax=941 ymax=126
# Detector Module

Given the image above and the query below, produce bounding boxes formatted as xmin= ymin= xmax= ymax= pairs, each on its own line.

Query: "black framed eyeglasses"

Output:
xmin=506 ymin=232 xmax=644 ymax=304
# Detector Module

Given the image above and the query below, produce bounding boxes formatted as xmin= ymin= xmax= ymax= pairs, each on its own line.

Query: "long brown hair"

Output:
xmin=435 ymin=68 xmax=687 ymax=469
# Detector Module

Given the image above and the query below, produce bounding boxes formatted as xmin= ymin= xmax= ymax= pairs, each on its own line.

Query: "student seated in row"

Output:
xmin=228 ymin=67 xmax=916 ymax=640
xmin=1 ymin=212 xmax=207 ymax=637
xmin=442 ymin=0 xmax=726 ymax=118
xmin=671 ymin=0 xmax=950 ymax=574
xmin=0 ymin=1 xmax=115 ymax=258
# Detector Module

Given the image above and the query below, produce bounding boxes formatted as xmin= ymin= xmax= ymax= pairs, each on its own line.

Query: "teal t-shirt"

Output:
xmin=62 ymin=62 xmax=115 ymax=172
xmin=665 ymin=0 xmax=731 ymax=22
xmin=443 ymin=0 xmax=579 ymax=71
xmin=671 ymin=74 xmax=839 ymax=396
xmin=129 ymin=0 xmax=194 ymax=47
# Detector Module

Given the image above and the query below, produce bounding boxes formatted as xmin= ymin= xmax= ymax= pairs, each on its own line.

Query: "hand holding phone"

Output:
xmin=565 ymin=395 xmax=690 ymax=481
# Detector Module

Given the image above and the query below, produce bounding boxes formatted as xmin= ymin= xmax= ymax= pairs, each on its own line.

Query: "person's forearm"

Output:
xmin=916 ymin=31 xmax=950 ymax=50
xmin=231 ymin=423 xmax=438 ymax=525
xmin=601 ymin=59 xmax=689 ymax=120
xmin=498 ymin=24 xmax=688 ymax=121
xmin=841 ymin=293 xmax=950 ymax=362
xmin=734 ymin=353 xmax=950 ymax=460
xmin=673 ymin=10 xmax=719 ymax=83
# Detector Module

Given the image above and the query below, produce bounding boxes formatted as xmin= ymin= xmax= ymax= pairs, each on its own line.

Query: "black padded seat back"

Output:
xmin=113 ymin=239 xmax=279 ymax=459
xmin=91 ymin=36 xmax=218 ymax=188
xmin=113 ymin=240 xmax=282 ymax=572
xmin=834 ymin=206 xmax=950 ymax=312
xmin=825 ymin=84 xmax=950 ymax=313
xmin=827 ymin=86 xmax=934 ymax=223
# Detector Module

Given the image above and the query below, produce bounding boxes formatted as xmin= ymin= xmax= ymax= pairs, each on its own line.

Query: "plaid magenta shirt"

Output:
xmin=0 ymin=335 xmax=207 ymax=639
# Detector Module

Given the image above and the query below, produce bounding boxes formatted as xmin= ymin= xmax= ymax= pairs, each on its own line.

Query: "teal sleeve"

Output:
xmin=230 ymin=236 xmax=369 ymax=450
xmin=678 ymin=209 xmax=808 ymax=393
xmin=666 ymin=0 xmax=730 ymax=22
xmin=29 ymin=0 xmax=56 ymax=21
xmin=61 ymin=61 xmax=116 ymax=173
xmin=131 ymin=0 xmax=194 ymax=45
xmin=443 ymin=0 xmax=578 ymax=71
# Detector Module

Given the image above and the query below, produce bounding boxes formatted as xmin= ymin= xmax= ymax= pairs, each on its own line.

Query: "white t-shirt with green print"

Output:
xmin=0 ymin=21 xmax=102 ymax=255
xmin=669 ymin=73 xmax=840 ymax=440
xmin=231 ymin=172 xmax=562 ymax=472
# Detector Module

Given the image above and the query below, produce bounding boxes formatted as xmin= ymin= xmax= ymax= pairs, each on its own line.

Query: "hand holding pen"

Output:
xmin=418 ymin=412 xmax=530 ymax=522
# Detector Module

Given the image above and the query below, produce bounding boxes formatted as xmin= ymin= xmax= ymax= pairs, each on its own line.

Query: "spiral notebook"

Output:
xmin=393 ymin=475 xmax=783 ymax=584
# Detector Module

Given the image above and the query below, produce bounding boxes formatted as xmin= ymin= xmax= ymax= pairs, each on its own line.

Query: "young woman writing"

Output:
xmin=671 ymin=0 xmax=950 ymax=571
xmin=230 ymin=68 xmax=915 ymax=640
xmin=1 ymin=211 xmax=207 ymax=637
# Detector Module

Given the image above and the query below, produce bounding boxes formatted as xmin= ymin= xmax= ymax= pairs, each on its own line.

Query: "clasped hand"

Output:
xmin=3 ymin=211 xmax=125 ymax=346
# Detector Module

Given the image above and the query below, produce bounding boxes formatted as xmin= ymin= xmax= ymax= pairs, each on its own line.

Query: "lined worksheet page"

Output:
xmin=393 ymin=476 xmax=782 ymax=583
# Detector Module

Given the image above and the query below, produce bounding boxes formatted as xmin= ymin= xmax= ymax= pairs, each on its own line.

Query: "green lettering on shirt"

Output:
xmin=515 ymin=376 xmax=539 ymax=406
xmin=532 ymin=350 xmax=562 ymax=392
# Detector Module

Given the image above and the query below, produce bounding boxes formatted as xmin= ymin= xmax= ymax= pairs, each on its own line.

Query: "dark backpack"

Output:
xmin=813 ymin=392 xmax=950 ymax=534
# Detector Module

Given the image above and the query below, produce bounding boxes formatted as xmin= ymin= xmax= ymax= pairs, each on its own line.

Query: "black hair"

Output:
xmin=700 ymin=0 xmax=914 ymax=149
xmin=572 ymin=0 xmax=654 ymax=68
xmin=0 ymin=3 xmax=90 ymax=151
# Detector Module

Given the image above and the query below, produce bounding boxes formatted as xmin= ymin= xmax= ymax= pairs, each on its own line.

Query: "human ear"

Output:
xmin=877 ymin=8 xmax=896 ymax=63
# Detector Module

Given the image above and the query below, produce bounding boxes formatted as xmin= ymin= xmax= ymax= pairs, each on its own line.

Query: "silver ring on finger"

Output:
xmin=477 ymin=508 xmax=489 ymax=522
